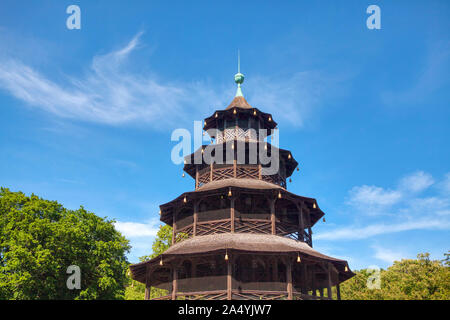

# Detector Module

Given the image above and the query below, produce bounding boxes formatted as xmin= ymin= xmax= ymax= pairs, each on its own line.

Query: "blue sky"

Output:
xmin=0 ymin=0 xmax=449 ymax=269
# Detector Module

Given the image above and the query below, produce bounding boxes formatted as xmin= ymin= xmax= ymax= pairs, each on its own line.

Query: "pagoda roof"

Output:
xmin=226 ymin=96 xmax=252 ymax=109
xmin=129 ymin=233 xmax=354 ymax=285
xmin=183 ymin=142 xmax=298 ymax=179
xmin=159 ymin=178 xmax=324 ymax=226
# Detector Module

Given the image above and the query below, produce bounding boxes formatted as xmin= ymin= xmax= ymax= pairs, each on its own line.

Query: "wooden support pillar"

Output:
xmin=193 ymin=201 xmax=198 ymax=237
xmin=233 ymin=159 xmax=237 ymax=178
xmin=258 ymin=164 xmax=262 ymax=180
xmin=195 ymin=167 xmax=199 ymax=189
xmin=172 ymin=210 xmax=177 ymax=245
xmin=301 ymin=263 xmax=308 ymax=294
xmin=227 ymin=256 xmax=232 ymax=300
xmin=230 ymin=198 xmax=235 ymax=233
xmin=210 ymin=163 xmax=213 ymax=182
xmin=144 ymin=265 xmax=150 ymax=300
xmin=327 ymin=263 xmax=332 ymax=299
xmin=308 ymin=227 xmax=313 ymax=247
xmin=286 ymin=259 xmax=293 ymax=300
xmin=336 ymin=283 xmax=341 ymax=300
xmin=298 ymin=205 xmax=304 ymax=242
xmin=172 ymin=265 xmax=178 ymax=300
xmin=311 ymin=265 xmax=316 ymax=297
xmin=270 ymin=199 xmax=276 ymax=235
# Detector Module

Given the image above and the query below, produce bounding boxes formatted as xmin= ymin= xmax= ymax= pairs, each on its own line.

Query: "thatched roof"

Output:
xmin=226 ymin=96 xmax=252 ymax=109
xmin=129 ymin=233 xmax=354 ymax=284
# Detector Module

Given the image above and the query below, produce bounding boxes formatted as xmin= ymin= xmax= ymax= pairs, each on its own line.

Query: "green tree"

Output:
xmin=340 ymin=252 xmax=450 ymax=300
xmin=125 ymin=224 xmax=172 ymax=300
xmin=0 ymin=188 xmax=130 ymax=300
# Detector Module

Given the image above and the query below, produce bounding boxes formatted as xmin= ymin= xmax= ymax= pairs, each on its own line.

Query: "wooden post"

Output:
xmin=286 ymin=259 xmax=293 ymax=300
xmin=298 ymin=205 xmax=304 ymax=242
xmin=233 ymin=159 xmax=237 ymax=178
xmin=193 ymin=201 xmax=198 ymax=237
xmin=144 ymin=265 xmax=150 ymax=300
xmin=258 ymin=164 xmax=262 ymax=180
xmin=311 ymin=264 xmax=316 ymax=297
xmin=230 ymin=198 xmax=235 ymax=233
xmin=195 ymin=167 xmax=199 ymax=189
xmin=172 ymin=210 xmax=177 ymax=245
xmin=336 ymin=283 xmax=341 ymax=300
xmin=227 ymin=255 xmax=232 ymax=300
xmin=172 ymin=265 xmax=178 ymax=300
xmin=209 ymin=163 xmax=213 ymax=182
xmin=301 ymin=263 xmax=308 ymax=294
xmin=327 ymin=263 xmax=332 ymax=299
xmin=270 ymin=199 xmax=276 ymax=235
xmin=308 ymin=227 xmax=313 ymax=247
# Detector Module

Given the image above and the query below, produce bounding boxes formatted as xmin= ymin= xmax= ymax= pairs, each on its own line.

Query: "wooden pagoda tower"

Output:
xmin=130 ymin=67 xmax=355 ymax=300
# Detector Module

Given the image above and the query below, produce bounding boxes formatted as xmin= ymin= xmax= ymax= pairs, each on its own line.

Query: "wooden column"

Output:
xmin=327 ymin=263 xmax=332 ymax=299
xmin=301 ymin=263 xmax=308 ymax=294
xmin=298 ymin=205 xmax=304 ymax=242
xmin=193 ymin=201 xmax=198 ymax=237
xmin=286 ymin=259 xmax=293 ymax=300
xmin=227 ymin=255 xmax=232 ymax=300
xmin=210 ymin=163 xmax=213 ymax=182
xmin=258 ymin=164 xmax=262 ymax=180
xmin=172 ymin=210 xmax=177 ymax=245
xmin=144 ymin=265 xmax=150 ymax=300
xmin=230 ymin=198 xmax=235 ymax=233
xmin=311 ymin=264 xmax=316 ymax=297
xmin=336 ymin=283 xmax=341 ymax=300
xmin=270 ymin=199 xmax=276 ymax=235
xmin=233 ymin=159 xmax=237 ymax=178
xmin=171 ymin=265 xmax=178 ymax=300
xmin=195 ymin=167 xmax=199 ymax=189
xmin=308 ymin=227 xmax=313 ymax=247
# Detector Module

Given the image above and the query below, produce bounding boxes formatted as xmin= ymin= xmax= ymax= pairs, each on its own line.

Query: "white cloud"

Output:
xmin=114 ymin=221 xmax=159 ymax=238
xmin=399 ymin=171 xmax=434 ymax=193
xmin=372 ymin=245 xmax=406 ymax=264
xmin=0 ymin=32 xmax=347 ymax=130
xmin=319 ymin=171 xmax=450 ymax=240
xmin=438 ymin=172 xmax=450 ymax=195
xmin=315 ymin=218 xmax=450 ymax=241
xmin=348 ymin=185 xmax=402 ymax=208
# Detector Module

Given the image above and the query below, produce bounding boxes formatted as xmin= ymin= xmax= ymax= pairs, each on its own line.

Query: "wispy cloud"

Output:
xmin=372 ymin=245 xmax=406 ymax=264
xmin=315 ymin=218 xmax=449 ymax=241
xmin=318 ymin=171 xmax=450 ymax=240
xmin=0 ymin=31 xmax=348 ymax=130
xmin=398 ymin=171 xmax=434 ymax=193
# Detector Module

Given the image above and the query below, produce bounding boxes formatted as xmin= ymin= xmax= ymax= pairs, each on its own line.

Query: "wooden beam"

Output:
xmin=193 ymin=201 xmax=198 ymax=237
xmin=172 ymin=210 xmax=177 ymax=245
xmin=270 ymin=199 xmax=276 ymax=235
xmin=227 ymin=256 xmax=232 ymax=300
xmin=286 ymin=259 xmax=293 ymax=300
xmin=298 ymin=205 xmax=304 ymax=242
xmin=144 ymin=264 xmax=150 ymax=300
xmin=195 ymin=166 xmax=199 ymax=189
xmin=210 ymin=163 xmax=213 ymax=182
xmin=327 ymin=263 xmax=332 ymax=299
xmin=172 ymin=265 xmax=178 ymax=300
xmin=336 ymin=283 xmax=341 ymax=300
xmin=230 ymin=198 xmax=235 ymax=233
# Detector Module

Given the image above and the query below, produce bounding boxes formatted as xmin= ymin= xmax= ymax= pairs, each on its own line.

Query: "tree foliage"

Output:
xmin=0 ymin=188 xmax=130 ymax=300
xmin=340 ymin=252 xmax=450 ymax=300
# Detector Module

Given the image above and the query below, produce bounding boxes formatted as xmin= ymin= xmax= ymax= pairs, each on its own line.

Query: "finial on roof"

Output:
xmin=234 ymin=50 xmax=244 ymax=97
